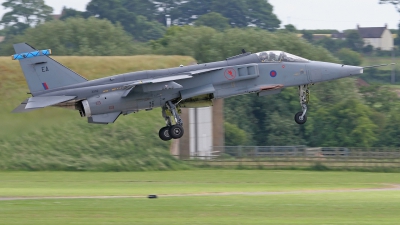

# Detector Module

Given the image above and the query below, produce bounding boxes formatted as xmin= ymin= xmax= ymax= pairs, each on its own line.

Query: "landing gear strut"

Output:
xmin=158 ymin=101 xmax=184 ymax=141
xmin=295 ymin=85 xmax=309 ymax=124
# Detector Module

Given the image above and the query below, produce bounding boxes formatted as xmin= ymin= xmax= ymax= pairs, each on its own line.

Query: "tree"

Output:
xmin=224 ymin=122 xmax=249 ymax=146
xmin=345 ymin=30 xmax=364 ymax=52
xmin=284 ymin=24 xmax=297 ymax=32
xmin=194 ymin=12 xmax=230 ymax=31
xmin=172 ymin=0 xmax=280 ymax=30
xmin=86 ymin=0 xmax=134 ymax=24
xmin=362 ymin=44 xmax=374 ymax=55
xmin=124 ymin=0 xmax=158 ymax=21
xmin=59 ymin=7 xmax=90 ymax=20
xmin=315 ymin=37 xmax=345 ymax=53
xmin=0 ymin=17 xmax=141 ymax=56
xmin=301 ymin=30 xmax=313 ymax=42
xmin=306 ymin=99 xmax=378 ymax=147
xmin=151 ymin=0 xmax=184 ymax=26
xmin=245 ymin=0 xmax=280 ymax=30
xmin=86 ymin=0 xmax=165 ymax=41
xmin=0 ymin=0 xmax=53 ymax=35
xmin=337 ymin=48 xmax=362 ymax=66
xmin=134 ymin=15 xmax=167 ymax=41
xmin=379 ymin=0 xmax=400 ymax=11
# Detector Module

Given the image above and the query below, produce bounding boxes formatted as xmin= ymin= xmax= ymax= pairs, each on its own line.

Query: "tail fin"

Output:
xmin=13 ymin=43 xmax=87 ymax=94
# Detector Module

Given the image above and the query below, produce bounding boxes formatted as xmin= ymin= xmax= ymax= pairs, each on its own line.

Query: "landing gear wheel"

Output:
xmin=169 ymin=125 xmax=184 ymax=139
xmin=159 ymin=126 xmax=172 ymax=141
xmin=294 ymin=112 xmax=307 ymax=124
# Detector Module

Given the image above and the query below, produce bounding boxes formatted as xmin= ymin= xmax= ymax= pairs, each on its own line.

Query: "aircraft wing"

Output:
xmin=121 ymin=67 xmax=222 ymax=97
xmin=12 ymin=96 xmax=76 ymax=112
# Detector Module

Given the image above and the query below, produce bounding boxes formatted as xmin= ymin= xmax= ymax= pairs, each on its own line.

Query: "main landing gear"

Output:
xmin=159 ymin=101 xmax=184 ymax=141
xmin=294 ymin=84 xmax=310 ymax=125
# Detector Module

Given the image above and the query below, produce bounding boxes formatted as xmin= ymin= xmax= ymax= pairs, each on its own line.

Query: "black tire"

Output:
xmin=294 ymin=112 xmax=307 ymax=124
xmin=169 ymin=125 xmax=184 ymax=139
xmin=159 ymin=126 xmax=172 ymax=141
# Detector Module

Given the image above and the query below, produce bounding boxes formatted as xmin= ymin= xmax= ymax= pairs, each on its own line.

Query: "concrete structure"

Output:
xmin=171 ymin=99 xmax=224 ymax=159
xmin=357 ymin=24 xmax=394 ymax=50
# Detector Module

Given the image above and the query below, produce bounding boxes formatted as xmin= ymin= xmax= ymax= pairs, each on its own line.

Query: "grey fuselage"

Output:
xmin=33 ymin=52 xmax=363 ymax=117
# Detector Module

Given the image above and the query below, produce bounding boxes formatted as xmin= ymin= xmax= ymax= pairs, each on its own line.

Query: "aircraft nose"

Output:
xmin=307 ymin=62 xmax=364 ymax=83
xmin=340 ymin=65 xmax=363 ymax=78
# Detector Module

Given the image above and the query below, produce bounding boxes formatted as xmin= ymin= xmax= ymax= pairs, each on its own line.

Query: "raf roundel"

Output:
xmin=224 ymin=68 xmax=237 ymax=80
xmin=270 ymin=70 xmax=277 ymax=77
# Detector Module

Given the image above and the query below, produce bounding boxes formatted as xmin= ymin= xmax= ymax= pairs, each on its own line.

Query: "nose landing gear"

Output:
xmin=159 ymin=101 xmax=184 ymax=141
xmin=295 ymin=85 xmax=310 ymax=124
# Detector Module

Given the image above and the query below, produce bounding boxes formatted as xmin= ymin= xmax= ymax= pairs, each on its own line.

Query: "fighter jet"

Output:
xmin=12 ymin=43 xmax=391 ymax=141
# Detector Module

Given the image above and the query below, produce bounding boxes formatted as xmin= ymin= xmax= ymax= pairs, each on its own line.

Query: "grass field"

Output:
xmin=1 ymin=170 xmax=400 ymax=224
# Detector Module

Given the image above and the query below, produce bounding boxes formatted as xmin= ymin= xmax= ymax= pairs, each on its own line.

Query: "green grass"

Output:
xmin=0 ymin=170 xmax=399 ymax=197
xmin=0 ymin=56 xmax=195 ymax=171
xmin=2 ymin=193 xmax=400 ymax=225
xmin=1 ymin=170 xmax=400 ymax=224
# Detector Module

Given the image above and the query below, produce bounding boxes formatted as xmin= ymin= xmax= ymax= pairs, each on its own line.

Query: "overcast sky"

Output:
xmin=0 ymin=0 xmax=399 ymax=31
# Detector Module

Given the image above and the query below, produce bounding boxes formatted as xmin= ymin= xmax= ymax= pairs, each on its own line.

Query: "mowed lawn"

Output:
xmin=1 ymin=170 xmax=400 ymax=224
xmin=0 ymin=170 xmax=399 ymax=197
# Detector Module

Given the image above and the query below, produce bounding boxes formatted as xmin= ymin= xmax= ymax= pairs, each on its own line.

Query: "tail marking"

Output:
xmin=42 ymin=82 xmax=49 ymax=90
xmin=12 ymin=49 xmax=51 ymax=60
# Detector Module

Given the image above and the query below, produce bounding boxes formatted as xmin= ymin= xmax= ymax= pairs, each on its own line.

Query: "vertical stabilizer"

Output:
xmin=13 ymin=43 xmax=87 ymax=94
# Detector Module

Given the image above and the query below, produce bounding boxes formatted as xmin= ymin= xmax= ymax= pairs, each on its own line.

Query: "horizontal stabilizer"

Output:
xmin=25 ymin=96 xmax=76 ymax=109
xmin=12 ymin=99 xmax=38 ymax=113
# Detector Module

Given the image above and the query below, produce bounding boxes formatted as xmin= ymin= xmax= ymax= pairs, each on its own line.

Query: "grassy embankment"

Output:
xmin=1 ymin=170 xmax=400 ymax=224
xmin=0 ymin=56 xmax=194 ymax=171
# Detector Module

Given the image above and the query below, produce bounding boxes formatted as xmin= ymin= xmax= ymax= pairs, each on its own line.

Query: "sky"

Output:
xmin=0 ymin=0 xmax=399 ymax=31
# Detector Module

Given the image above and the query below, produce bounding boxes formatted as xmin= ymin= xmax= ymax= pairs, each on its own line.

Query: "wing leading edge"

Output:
xmin=121 ymin=67 xmax=223 ymax=97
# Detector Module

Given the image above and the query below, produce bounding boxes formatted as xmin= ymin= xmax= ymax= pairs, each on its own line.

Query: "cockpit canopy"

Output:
xmin=256 ymin=51 xmax=309 ymax=63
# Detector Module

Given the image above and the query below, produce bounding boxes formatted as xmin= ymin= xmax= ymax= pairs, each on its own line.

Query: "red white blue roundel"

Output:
xmin=270 ymin=70 xmax=277 ymax=77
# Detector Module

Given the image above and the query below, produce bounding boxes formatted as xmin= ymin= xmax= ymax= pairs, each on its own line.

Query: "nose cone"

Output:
xmin=341 ymin=65 xmax=363 ymax=77
xmin=308 ymin=61 xmax=363 ymax=82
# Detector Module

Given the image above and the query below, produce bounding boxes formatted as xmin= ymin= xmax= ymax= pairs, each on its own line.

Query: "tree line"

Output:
xmin=0 ymin=0 xmax=280 ymax=42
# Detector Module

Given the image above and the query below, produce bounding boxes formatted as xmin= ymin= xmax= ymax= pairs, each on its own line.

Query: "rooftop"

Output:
xmin=357 ymin=24 xmax=388 ymax=38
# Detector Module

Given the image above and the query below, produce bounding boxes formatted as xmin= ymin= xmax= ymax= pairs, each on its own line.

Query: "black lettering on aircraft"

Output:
xmin=41 ymin=66 xmax=49 ymax=72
